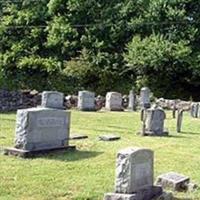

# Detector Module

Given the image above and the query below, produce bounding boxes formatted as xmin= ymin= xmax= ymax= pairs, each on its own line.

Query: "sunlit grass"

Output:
xmin=0 ymin=110 xmax=199 ymax=200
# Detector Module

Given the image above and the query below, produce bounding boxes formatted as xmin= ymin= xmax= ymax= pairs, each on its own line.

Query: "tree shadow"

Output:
xmin=42 ymin=150 xmax=104 ymax=162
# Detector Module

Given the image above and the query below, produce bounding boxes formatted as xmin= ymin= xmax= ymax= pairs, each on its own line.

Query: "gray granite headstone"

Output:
xmin=41 ymin=91 xmax=64 ymax=109
xmin=191 ymin=102 xmax=199 ymax=118
xmin=115 ymin=148 xmax=154 ymax=193
xmin=128 ymin=89 xmax=136 ymax=111
xmin=143 ymin=106 xmax=168 ymax=136
xmin=15 ymin=107 xmax=70 ymax=151
xmin=140 ymin=87 xmax=151 ymax=109
xmin=104 ymin=147 xmax=162 ymax=200
xmin=78 ymin=91 xmax=96 ymax=111
xmin=99 ymin=134 xmax=120 ymax=141
xmin=105 ymin=92 xmax=123 ymax=111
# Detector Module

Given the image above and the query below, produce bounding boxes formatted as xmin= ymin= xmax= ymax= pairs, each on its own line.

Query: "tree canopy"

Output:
xmin=1 ymin=0 xmax=200 ymax=99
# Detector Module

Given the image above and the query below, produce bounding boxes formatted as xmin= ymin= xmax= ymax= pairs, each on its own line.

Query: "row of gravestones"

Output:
xmin=78 ymin=87 xmax=151 ymax=111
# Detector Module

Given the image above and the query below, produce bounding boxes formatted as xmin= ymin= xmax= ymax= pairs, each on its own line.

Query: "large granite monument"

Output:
xmin=78 ymin=91 xmax=96 ymax=111
xmin=4 ymin=91 xmax=75 ymax=157
xmin=105 ymin=92 xmax=123 ymax=111
xmin=104 ymin=147 xmax=163 ymax=200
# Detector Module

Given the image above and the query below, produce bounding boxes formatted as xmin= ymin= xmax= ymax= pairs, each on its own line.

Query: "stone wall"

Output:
xmin=0 ymin=90 xmax=41 ymax=112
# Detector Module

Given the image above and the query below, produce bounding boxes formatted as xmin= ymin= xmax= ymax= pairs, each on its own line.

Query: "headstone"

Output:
xmin=141 ymin=105 xmax=168 ymax=136
xmin=177 ymin=109 xmax=183 ymax=133
xmin=190 ymin=103 xmax=199 ymax=118
xmin=128 ymin=89 xmax=136 ymax=111
xmin=105 ymin=92 xmax=123 ymax=111
xmin=41 ymin=91 xmax=64 ymax=109
xmin=140 ymin=87 xmax=151 ymax=109
xmin=156 ymin=172 xmax=190 ymax=192
xmin=14 ymin=108 xmax=70 ymax=151
xmin=78 ymin=91 xmax=96 ymax=111
xmin=104 ymin=147 xmax=163 ymax=200
xmin=99 ymin=134 xmax=120 ymax=141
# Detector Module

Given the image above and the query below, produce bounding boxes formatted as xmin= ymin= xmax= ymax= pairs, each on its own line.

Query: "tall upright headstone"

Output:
xmin=190 ymin=103 xmax=199 ymax=118
xmin=104 ymin=147 xmax=163 ymax=200
xmin=140 ymin=105 xmax=168 ymax=136
xmin=140 ymin=87 xmax=151 ymax=109
xmin=41 ymin=91 xmax=64 ymax=109
xmin=77 ymin=91 xmax=96 ymax=111
xmin=128 ymin=89 xmax=136 ymax=111
xmin=105 ymin=92 xmax=123 ymax=111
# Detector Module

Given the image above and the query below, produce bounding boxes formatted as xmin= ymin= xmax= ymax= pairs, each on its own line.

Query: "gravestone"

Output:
xmin=140 ymin=87 xmax=151 ymax=109
xmin=77 ymin=91 xmax=96 ymax=111
xmin=105 ymin=92 xmax=123 ymax=111
xmin=104 ymin=147 xmax=163 ymax=200
xmin=128 ymin=89 xmax=136 ymax=111
xmin=141 ymin=105 xmax=168 ymax=136
xmin=190 ymin=102 xmax=200 ymax=118
xmin=177 ymin=109 xmax=183 ymax=133
xmin=41 ymin=91 xmax=64 ymax=109
xmin=156 ymin=172 xmax=190 ymax=192
xmin=4 ymin=107 xmax=75 ymax=157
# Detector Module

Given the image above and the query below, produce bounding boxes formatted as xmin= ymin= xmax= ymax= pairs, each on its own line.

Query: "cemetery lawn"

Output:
xmin=0 ymin=110 xmax=200 ymax=200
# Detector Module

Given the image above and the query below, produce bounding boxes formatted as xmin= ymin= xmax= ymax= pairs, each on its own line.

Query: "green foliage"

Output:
xmin=1 ymin=0 xmax=200 ymax=98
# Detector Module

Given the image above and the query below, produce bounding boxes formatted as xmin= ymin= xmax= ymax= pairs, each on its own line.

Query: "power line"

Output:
xmin=0 ymin=20 xmax=200 ymax=29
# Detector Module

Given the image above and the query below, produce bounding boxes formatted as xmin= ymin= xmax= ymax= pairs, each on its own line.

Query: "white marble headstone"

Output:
xmin=105 ymin=92 xmax=123 ymax=111
xmin=41 ymin=91 xmax=64 ymax=109
xmin=77 ymin=91 xmax=95 ymax=111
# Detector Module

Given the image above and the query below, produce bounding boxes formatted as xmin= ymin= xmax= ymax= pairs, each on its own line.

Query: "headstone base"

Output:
xmin=104 ymin=186 xmax=162 ymax=200
xmin=3 ymin=146 xmax=76 ymax=158
xmin=106 ymin=108 xmax=124 ymax=111
xmin=139 ymin=129 xmax=169 ymax=136
xmin=78 ymin=108 xmax=96 ymax=111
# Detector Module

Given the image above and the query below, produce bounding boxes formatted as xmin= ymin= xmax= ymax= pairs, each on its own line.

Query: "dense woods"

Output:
xmin=1 ymin=0 xmax=200 ymax=99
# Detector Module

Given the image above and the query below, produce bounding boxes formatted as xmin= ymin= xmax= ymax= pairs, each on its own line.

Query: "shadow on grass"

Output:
xmin=181 ymin=131 xmax=200 ymax=135
xmin=43 ymin=150 xmax=103 ymax=162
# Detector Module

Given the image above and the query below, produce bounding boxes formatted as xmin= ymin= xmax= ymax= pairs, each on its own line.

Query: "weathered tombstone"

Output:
xmin=128 ymin=89 xmax=136 ymax=111
xmin=41 ymin=91 xmax=64 ymax=109
xmin=190 ymin=103 xmax=199 ymax=118
xmin=104 ymin=147 xmax=163 ymax=200
xmin=105 ymin=92 xmax=123 ymax=111
xmin=177 ymin=109 xmax=183 ymax=133
xmin=140 ymin=87 xmax=151 ymax=109
xmin=77 ymin=91 xmax=96 ymax=111
xmin=4 ymin=107 xmax=75 ymax=157
xmin=140 ymin=105 xmax=168 ymax=136
xmin=156 ymin=172 xmax=190 ymax=192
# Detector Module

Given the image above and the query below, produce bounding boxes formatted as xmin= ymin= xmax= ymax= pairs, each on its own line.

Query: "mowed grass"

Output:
xmin=0 ymin=110 xmax=200 ymax=200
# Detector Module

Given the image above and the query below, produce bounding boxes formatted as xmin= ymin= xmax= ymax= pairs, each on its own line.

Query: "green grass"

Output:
xmin=0 ymin=110 xmax=200 ymax=200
